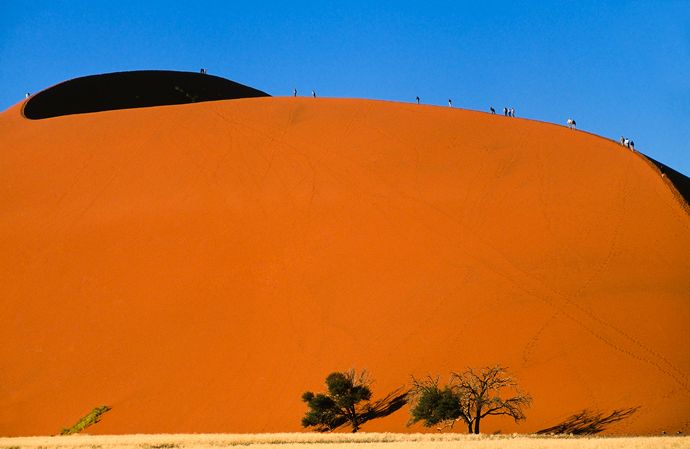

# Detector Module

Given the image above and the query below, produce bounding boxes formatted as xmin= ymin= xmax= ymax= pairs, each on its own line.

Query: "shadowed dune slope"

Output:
xmin=1 ymin=97 xmax=689 ymax=437
xmin=644 ymin=156 xmax=690 ymax=205
xmin=23 ymin=71 xmax=269 ymax=119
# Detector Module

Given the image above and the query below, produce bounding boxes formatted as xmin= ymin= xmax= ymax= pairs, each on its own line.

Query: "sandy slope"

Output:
xmin=1 ymin=97 xmax=689 ymax=436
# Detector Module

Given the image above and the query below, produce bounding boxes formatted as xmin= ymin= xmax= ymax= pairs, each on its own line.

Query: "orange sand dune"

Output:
xmin=1 ymin=96 xmax=689 ymax=437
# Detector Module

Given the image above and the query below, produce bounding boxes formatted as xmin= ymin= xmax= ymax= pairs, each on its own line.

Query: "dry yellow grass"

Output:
xmin=1 ymin=433 xmax=689 ymax=449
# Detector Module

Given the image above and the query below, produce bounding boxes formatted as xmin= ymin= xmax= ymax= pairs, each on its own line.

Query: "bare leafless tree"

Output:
xmin=451 ymin=365 xmax=532 ymax=434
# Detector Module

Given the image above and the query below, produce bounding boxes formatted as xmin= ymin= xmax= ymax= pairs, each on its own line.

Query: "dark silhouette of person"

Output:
xmin=416 ymin=96 xmax=420 ymax=104
xmin=448 ymin=99 xmax=452 ymax=107
xmin=294 ymin=89 xmax=297 ymax=96
xmin=630 ymin=140 xmax=634 ymax=150
xmin=312 ymin=91 xmax=315 ymax=97
xmin=490 ymin=107 xmax=495 ymax=114
xmin=200 ymin=68 xmax=206 ymax=74
xmin=504 ymin=107 xmax=507 ymax=116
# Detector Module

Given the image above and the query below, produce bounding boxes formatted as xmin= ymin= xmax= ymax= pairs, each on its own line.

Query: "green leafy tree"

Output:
xmin=408 ymin=375 xmax=462 ymax=427
xmin=408 ymin=365 xmax=532 ymax=434
xmin=301 ymin=368 xmax=373 ymax=433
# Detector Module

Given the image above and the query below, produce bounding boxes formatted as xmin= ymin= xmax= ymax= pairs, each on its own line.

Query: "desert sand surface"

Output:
xmin=1 ymin=85 xmax=689 ymax=436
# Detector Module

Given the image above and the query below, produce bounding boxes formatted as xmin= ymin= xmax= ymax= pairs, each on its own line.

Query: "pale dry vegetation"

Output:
xmin=1 ymin=433 xmax=689 ymax=449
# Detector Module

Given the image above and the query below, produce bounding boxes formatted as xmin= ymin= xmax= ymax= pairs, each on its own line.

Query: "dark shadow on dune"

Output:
xmin=23 ymin=70 xmax=270 ymax=120
xmin=643 ymin=156 xmax=690 ymax=206
xmin=535 ymin=407 xmax=639 ymax=435
xmin=360 ymin=387 xmax=409 ymax=424
xmin=323 ymin=387 xmax=408 ymax=432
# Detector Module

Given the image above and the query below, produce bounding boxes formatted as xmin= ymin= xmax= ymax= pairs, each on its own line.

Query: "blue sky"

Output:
xmin=2 ymin=1 xmax=689 ymax=175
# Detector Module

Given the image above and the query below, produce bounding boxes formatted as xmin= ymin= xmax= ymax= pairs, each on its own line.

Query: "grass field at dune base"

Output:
xmin=1 ymin=433 xmax=689 ymax=449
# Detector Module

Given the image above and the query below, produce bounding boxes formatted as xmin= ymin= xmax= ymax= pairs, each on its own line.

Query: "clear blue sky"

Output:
xmin=2 ymin=1 xmax=689 ymax=175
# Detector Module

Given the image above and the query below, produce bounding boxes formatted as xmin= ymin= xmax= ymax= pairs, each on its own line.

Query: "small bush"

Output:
xmin=60 ymin=405 xmax=111 ymax=435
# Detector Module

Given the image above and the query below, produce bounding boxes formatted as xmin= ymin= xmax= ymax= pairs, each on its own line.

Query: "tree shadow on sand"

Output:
xmin=360 ymin=387 xmax=409 ymax=423
xmin=325 ymin=387 xmax=408 ymax=432
xmin=535 ymin=407 xmax=639 ymax=435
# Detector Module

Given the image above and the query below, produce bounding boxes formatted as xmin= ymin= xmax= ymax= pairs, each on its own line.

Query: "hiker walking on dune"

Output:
xmin=630 ymin=140 xmax=634 ymax=150
xmin=416 ymin=96 xmax=420 ymax=104
xmin=490 ymin=107 xmax=495 ymax=114
xmin=620 ymin=136 xmax=625 ymax=145
xmin=504 ymin=107 xmax=507 ymax=116
xmin=294 ymin=89 xmax=297 ymax=96
xmin=312 ymin=91 xmax=315 ymax=97
xmin=511 ymin=108 xmax=515 ymax=117
xmin=449 ymin=99 xmax=452 ymax=107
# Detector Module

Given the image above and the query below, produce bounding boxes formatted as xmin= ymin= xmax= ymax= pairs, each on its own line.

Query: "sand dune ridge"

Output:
xmin=1 ymin=94 xmax=689 ymax=436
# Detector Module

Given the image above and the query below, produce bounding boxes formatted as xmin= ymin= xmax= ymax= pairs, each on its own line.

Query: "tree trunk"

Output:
xmin=474 ymin=414 xmax=481 ymax=434
xmin=467 ymin=421 xmax=474 ymax=434
xmin=349 ymin=406 xmax=359 ymax=432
